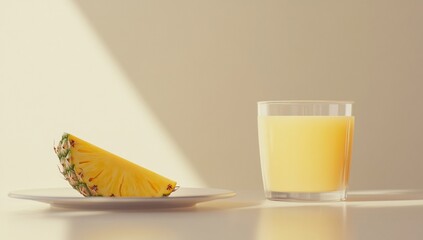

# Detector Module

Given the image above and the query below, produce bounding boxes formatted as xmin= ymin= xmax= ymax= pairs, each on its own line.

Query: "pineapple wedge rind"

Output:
xmin=54 ymin=133 xmax=177 ymax=197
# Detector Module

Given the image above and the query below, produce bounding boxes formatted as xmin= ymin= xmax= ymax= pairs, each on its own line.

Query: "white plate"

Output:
xmin=9 ymin=187 xmax=236 ymax=210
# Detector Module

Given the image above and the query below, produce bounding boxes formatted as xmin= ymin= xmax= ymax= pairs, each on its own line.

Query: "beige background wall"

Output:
xmin=1 ymin=0 xmax=422 ymax=199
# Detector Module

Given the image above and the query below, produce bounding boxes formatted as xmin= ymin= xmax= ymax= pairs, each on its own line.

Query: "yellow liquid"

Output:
xmin=258 ymin=116 xmax=354 ymax=192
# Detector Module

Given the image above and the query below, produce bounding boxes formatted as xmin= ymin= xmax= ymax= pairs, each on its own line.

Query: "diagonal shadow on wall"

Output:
xmin=72 ymin=0 xmax=265 ymax=190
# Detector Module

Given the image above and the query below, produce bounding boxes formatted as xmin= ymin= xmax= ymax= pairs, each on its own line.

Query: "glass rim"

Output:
xmin=257 ymin=100 xmax=354 ymax=105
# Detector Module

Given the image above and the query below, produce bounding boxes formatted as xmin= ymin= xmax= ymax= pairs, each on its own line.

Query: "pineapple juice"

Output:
xmin=258 ymin=116 xmax=354 ymax=193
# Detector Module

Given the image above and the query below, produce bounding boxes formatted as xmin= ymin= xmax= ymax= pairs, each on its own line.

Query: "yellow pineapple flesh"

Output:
xmin=54 ymin=133 xmax=177 ymax=197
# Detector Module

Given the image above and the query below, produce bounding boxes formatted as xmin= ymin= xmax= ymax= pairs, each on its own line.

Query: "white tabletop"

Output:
xmin=2 ymin=189 xmax=423 ymax=240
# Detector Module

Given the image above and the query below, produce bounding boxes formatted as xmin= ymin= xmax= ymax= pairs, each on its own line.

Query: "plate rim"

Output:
xmin=8 ymin=187 xmax=236 ymax=205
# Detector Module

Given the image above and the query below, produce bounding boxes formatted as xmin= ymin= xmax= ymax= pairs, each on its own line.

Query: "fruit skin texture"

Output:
xmin=54 ymin=133 xmax=177 ymax=197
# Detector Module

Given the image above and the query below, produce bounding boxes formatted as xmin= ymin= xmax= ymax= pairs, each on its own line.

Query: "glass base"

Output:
xmin=265 ymin=190 xmax=347 ymax=201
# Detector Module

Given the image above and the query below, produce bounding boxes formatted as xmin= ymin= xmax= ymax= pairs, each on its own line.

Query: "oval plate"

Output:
xmin=9 ymin=187 xmax=236 ymax=210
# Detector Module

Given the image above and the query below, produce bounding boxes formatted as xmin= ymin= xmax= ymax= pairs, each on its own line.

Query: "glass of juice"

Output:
xmin=258 ymin=101 xmax=354 ymax=201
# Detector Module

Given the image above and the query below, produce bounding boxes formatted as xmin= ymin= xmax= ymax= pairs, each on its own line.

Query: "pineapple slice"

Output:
xmin=54 ymin=133 xmax=177 ymax=197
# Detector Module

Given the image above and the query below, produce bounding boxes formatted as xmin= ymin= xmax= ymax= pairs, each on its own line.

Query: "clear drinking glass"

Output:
xmin=258 ymin=101 xmax=354 ymax=201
